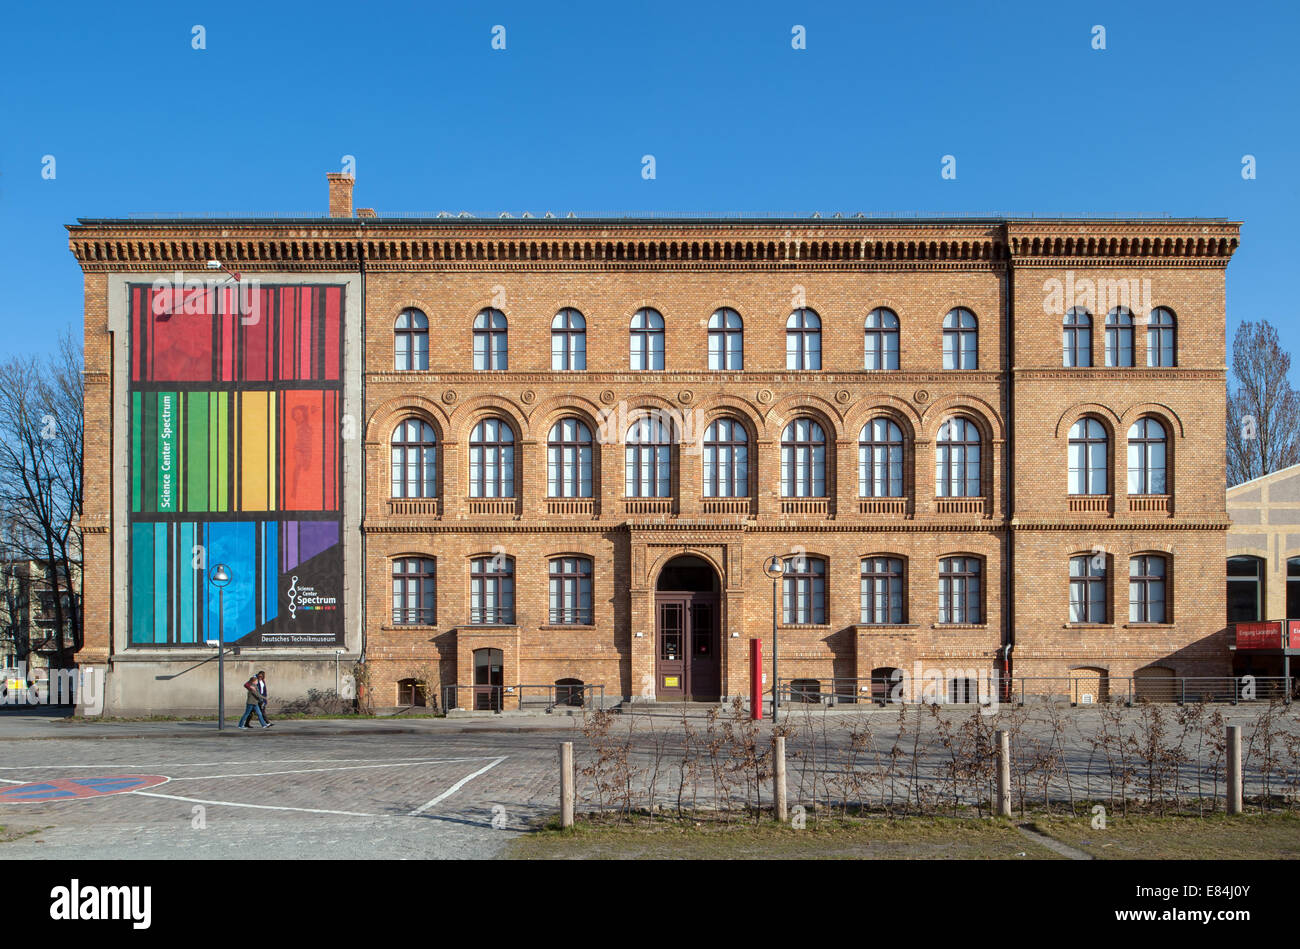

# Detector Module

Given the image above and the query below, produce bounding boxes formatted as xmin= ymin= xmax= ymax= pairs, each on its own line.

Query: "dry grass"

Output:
xmin=1031 ymin=811 xmax=1300 ymax=860
xmin=508 ymin=814 xmax=1063 ymax=860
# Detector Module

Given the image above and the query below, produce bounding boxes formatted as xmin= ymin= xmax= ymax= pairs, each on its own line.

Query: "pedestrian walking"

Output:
xmin=237 ymin=674 xmax=271 ymax=728
xmin=255 ymin=670 xmax=271 ymax=723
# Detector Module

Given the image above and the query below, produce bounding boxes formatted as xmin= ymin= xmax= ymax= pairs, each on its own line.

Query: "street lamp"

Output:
xmin=209 ymin=563 xmax=232 ymax=731
xmin=762 ymin=555 xmax=784 ymax=721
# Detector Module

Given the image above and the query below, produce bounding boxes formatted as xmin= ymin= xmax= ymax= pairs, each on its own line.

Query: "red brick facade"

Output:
xmin=69 ymin=193 xmax=1241 ymax=711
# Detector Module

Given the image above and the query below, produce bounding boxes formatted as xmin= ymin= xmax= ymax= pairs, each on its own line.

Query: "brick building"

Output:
xmin=69 ymin=175 xmax=1240 ymax=713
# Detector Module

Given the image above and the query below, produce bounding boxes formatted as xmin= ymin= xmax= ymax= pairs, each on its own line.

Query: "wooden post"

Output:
xmin=996 ymin=729 xmax=1011 ymax=817
xmin=560 ymin=741 xmax=574 ymax=828
xmin=774 ymin=736 xmax=787 ymax=822
xmin=1227 ymin=725 xmax=1242 ymax=815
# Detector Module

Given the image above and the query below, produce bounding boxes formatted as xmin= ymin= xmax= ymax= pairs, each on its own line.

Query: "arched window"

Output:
xmin=394 ymin=308 xmax=429 ymax=371
xmin=782 ymin=556 xmax=827 ymax=624
xmin=786 ymin=309 xmax=822 ymax=370
xmin=549 ymin=557 xmax=593 ymax=625
xmin=702 ymin=418 xmax=748 ymax=498
xmin=546 ymin=418 xmax=593 ymax=498
xmin=938 ymin=556 xmax=982 ymax=624
xmin=864 ymin=308 xmax=900 ymax=370
xmin=555 ymin=677 xmax=585 ymax=707
xmin=708 ymin=308 xmax=743 ymax=370
xmin=858 ymin=418 xmax=904 ymax=497
xmin=935 ymin=417 xmax=981 ymax=497
xmin=470 ymin=555 xmax=514 ymax=625
xmin=390 ymin=419 xmax=438 ymax=498
xmin=468 ymin=418 xmax=515 ymax=498
xmin=392 ymin=557 xmax=436 ymax=625
xmin=551 ymin=308 xmax=586 ymax=370
xmin=1127 ymin=418 xmax=1167 ymax=495
xmin=472 ymin=308 xmax=508 ymax=370
xmin=630 ymin=308 xmax=665 ymax=370
xmin=1129 ymin=554 xmax=1167 ymax=623
xmin=1069 ymin=554 xmax=1106 ymax=624
xmin=1147 ymin=307 xmax=1176 ymax=367
xmin=942 ymin=308 xmax=978 ymax=370
xmin=781 ymin=418 xmax=826 ymax=497
xmin=1227 ymin=556 xmax=1265 ymax=623
xmin=1106 ymin=308 xmax=1134 ymax=367
xmin=625 ymin=414 xmax=673 ymax=497
xmin=861 ymin=557 xmax=905 ymax=624
xmin=396 ymin=678 xmax=427 ymax=707
xmin=1063 ymin=308 xmax=1092 ymax=367
xmin=1068 ymin=418 xmax=1108 ymax=495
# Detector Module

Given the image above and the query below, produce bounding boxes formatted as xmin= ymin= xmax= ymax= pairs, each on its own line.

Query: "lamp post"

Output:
xmin=763 ymin=555 xmax=784 ymax=721
xmin=209 ymin=563 xmax=232 ymax=730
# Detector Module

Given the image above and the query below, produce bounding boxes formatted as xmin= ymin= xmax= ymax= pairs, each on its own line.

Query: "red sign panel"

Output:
xmin=1236 ymin=621 xmax=1283 ymax=650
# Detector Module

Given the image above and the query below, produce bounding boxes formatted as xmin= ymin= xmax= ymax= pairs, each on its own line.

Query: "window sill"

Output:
xmin=463 ymin=623 xmax=519 ymax=630
xmin=1063 ymin=623 xmax=1113 ymax=629
xmin=932 ymin=623 xmax=988 ymax=629
xmin=539 ymin=624 xmax=597 ymax=631
xmin=1123 ymin=623 xmax=1174 ymax=629
xmin=779 ymin=624 xmax=832 ymax=630
xmin=382 ymin=625 xmax=439 ymax=632
xmin=855 ymin=623 xmax=919 ymax=630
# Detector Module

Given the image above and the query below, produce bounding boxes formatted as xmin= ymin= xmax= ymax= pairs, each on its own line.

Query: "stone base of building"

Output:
xmin=80 ymin=657 xmax=354 ymax=717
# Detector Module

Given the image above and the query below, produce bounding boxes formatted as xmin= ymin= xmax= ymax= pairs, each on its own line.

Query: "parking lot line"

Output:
xmin=164 ymin=757 xmax=498 ymax=782
xmin=132 ymin=790 xmax=378 ymax=818
xmin=408 ymin=756 xmax=507 ymax=816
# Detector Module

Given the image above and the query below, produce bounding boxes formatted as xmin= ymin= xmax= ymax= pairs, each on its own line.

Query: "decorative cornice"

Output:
xmin=365 ymin=370 xmax=1005 ymax=386
xmin=65 ymin=219 xmax=1241 ymax=274
xmin=1012 ymin=368 xmax=1224 ymax=381
xmin=363 ymin=517 xmax=1229 ymax=534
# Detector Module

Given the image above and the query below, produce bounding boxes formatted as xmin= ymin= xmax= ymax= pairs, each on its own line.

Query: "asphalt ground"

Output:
xmin=0 ymin=713 xmax=585 ymax=859
xmin=0 ymin=703 xmax=1295 ymax=859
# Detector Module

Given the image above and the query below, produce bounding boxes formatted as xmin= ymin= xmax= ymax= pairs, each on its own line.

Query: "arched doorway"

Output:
xmin=655 ymin=555 xmax=721 ymax=700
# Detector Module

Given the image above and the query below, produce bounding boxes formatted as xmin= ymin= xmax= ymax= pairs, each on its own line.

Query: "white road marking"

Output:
xmin=166 ymin=758 xmax=496 ymax=781
xmin=133 ymin=790 xmax=377 ymax=818
xmin=408 ymin=756 xmax=508 ymax=816
xmin=0 ymin=756 xmax=486 ymax=771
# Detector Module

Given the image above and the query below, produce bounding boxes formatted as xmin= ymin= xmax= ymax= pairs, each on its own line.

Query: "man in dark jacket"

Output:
xmin=255 ymin=671 xmax=270 ymax=723
xmin=237 ymin=675 xmax=271 ymax=728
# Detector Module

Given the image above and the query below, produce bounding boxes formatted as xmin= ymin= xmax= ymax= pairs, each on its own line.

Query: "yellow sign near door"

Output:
xmin=664 ymin=676 xmax=679 ymax=688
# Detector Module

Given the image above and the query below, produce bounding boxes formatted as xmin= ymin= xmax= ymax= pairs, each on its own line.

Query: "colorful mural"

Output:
xmin=127 ymin=283 xmax=345 ymax=647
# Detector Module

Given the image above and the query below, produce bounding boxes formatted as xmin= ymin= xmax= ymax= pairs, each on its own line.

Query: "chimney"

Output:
xmin=327 ymin=173 xmax=354 ymax=218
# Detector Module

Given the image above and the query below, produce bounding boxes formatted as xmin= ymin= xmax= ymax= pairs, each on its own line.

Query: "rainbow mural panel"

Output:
xmin=128 ymin=283 xmax=345 ymax=647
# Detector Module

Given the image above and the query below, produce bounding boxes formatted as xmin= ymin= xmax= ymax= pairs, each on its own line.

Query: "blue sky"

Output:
xmin=1 ymin=0 xmax=1295 ymax=367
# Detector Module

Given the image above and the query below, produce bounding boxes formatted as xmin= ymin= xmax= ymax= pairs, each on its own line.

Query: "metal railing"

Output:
xmin=441 ymin=682 xmax=606 ymax=712
xmin=773 ymin=675 xmax=1296 ymax=708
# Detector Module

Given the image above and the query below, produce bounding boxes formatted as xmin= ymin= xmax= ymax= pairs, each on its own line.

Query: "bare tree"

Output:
xmin=0 ymin=328 xmax=84 ymax=664
xmin=1227 ymin=320 xmax=1300 ymax=486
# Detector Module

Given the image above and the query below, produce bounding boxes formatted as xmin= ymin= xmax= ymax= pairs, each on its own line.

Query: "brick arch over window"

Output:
xmin=761 ymin=395 xmax=845 ymax=440
xmin=447 ymin=397 xmax=530 ymax=442
xmin=365 ymin=395 xmax=450 ymax=444
xmin=525 ymin=395 xmax=605 ymax=436
xmin=1118 ymin=403 xmax=1185 ymax=439
xmin=844 ymin=397 xmax=922 ymax=441
xmin=920 ymin=399 xmax=1002 ymax=443
xmin=697 ymin=398 xmax=763 ymax=441
xmin=1053 ymin=403 xmax=1122 ymax=440
xmin=645 ymin=547 xmax=727 ymax=591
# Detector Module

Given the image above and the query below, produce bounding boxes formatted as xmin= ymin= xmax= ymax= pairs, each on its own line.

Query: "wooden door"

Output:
xmin=656 ymin=599 xmax=686 ymax=699
xmin=688 ymin=598 xmax=720 ymax=700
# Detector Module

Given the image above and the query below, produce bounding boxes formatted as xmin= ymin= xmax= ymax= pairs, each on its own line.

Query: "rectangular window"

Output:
xmin=548 ymin=558 xmax=593 ymax=625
